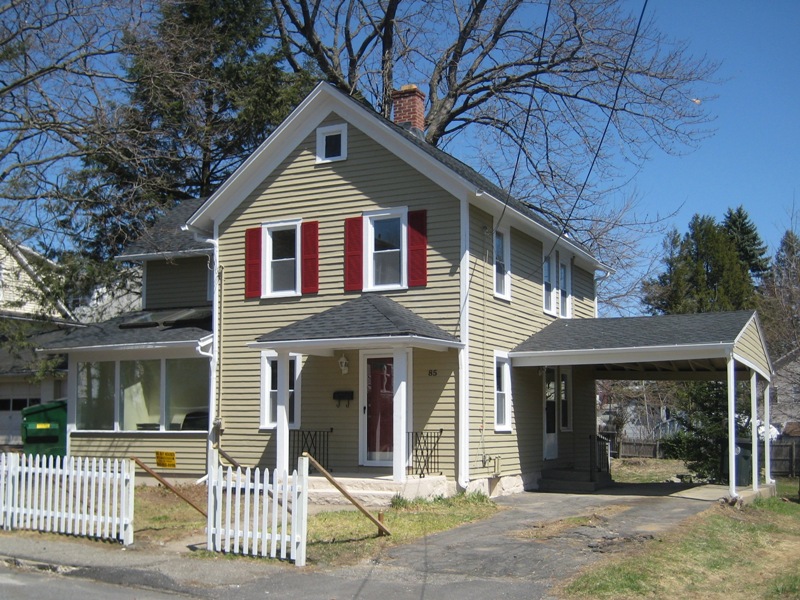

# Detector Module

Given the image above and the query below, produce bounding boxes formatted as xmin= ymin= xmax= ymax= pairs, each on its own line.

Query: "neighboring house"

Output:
xmin=0 ymin=232 xmax=76 ymax=445
xmin=38 ymin=200 xmax=214 ymax=478
xmin=770 ymin=349 xmax=800 ymax=428
xmin=40 ymin=82 xmax=774 ymax=498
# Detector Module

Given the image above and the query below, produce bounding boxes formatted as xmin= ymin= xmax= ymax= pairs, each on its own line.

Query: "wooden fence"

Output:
xmin=207 ymin=456 xmax=309 ymax=566
xmin=0 ymin=453 xmax=135 ymax=544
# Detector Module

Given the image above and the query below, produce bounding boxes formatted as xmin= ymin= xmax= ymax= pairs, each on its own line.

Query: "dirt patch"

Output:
xmin=512 ymin=504 xmax=632 ymax=540
xmin=134 ymin=484 xmax=207 ymax=549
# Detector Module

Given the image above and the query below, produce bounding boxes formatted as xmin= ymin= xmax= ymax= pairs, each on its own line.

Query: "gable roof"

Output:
xmin=510 ymin=310 xmax=772 ymax=380
xmin=119 ymin=198 xmax=212 ymax=260
xmin=252 ymin=294 xmax=461 ymax=354
xmin=186 ymin=82 xmax=602 ymax=272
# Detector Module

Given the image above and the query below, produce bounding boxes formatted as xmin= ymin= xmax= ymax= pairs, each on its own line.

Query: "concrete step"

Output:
xmin=537 ymin=478 xmax=603 ymax=493
xmin=306 ymin=474 xmax=450 ymax=506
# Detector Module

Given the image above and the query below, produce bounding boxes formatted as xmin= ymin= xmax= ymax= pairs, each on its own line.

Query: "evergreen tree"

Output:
xmin=758 ymin=229 xmax=800 ymax=358
xmin=723 ymin=205 xmax=770 ymax=281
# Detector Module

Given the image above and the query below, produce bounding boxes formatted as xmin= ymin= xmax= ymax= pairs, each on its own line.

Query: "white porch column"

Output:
xmin=275 ymin=351 xmax=290 ymax=478
xmin=765 ymin=384 xmax=773 ymax=484
xmin=393 ymin=349 xmax=408 ymax=484
xmin=750 ymin=370 xmax=759 ymax=492
xmin=727 ymin=356 xmax=738 ymax=498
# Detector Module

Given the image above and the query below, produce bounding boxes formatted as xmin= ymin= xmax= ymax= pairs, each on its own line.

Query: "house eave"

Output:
xmin=37 ymin=338 xmax=212 ymax=354
xmin=116 ymin=248 xmax=213 ymax=262
xmin=249 ymin=335 xmax=464 ymax=356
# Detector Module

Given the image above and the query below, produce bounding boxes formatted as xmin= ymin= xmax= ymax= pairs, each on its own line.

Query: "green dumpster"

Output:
xmin=21 ymin=399 xmax=67 ymax=458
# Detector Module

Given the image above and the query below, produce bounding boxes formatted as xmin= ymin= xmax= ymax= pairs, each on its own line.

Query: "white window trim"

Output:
xmin=494 ymin=226 xmax=511 ymax=301
xmin=363 ymin=207 xmax=408 ymax=291
xmin=558 ymin=258 xmax=572 ymax=318
xmin=261 ymin=220 xmax=301 ymax=298
xmin=494 ymin=351 xmax=512 ymax=433
xmin=260 ymin=351 xmax=302 ymax=430
xmin=315 ymin=123 xmax=348 ymax=163
xmin=559 ymin=367 xmax=573 ymax=432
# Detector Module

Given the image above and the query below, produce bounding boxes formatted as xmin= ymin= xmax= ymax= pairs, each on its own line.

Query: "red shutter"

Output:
xmin=408 ymin=210 xmax=427 ymax=287
xmin=344 ymin=216 xmax=363 ymax=291
xmin=244 ymin=227 xmax=262 ymax=298
xmin=301 ymin=221 xmax=319 ymax=294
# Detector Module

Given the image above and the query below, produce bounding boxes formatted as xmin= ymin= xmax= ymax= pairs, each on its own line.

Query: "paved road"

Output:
xmin=0 ymin=484 xmax=758 ymax=600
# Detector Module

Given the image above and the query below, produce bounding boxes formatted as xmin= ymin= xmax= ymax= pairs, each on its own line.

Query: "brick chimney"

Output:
xmin=392 ymin=84 xmax=426 ymax=133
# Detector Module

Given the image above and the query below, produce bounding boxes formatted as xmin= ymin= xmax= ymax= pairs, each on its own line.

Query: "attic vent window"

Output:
xmin=316 ymin=123 xmax=347 ymax=163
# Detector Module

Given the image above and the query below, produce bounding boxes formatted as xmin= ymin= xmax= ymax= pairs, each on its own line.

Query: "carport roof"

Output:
xmin=510 ymin=310 xmax=772 ymax=381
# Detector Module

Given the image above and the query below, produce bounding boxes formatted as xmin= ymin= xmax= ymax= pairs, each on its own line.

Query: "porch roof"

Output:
xmin=509 ymin=310 xmax=772 ymax=381
xmin=250 ymin=295 xmax=463 ymax=355
xmin=36 ymin=307 xmax=213 ymax=353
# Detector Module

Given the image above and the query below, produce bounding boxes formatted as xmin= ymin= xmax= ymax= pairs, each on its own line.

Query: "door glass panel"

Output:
xmin=367 ymin=358 xmax=393 ymax=462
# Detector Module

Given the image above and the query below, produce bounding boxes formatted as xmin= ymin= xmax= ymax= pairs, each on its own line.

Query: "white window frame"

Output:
xmin=543 ymin=255 xmax=554 ymax=315
xmin=262 ymin=220 xmax=301 ymax=298
xmin=559 ymin=367 xmax=572 ymax=432
xmin=494 ymin=352 xmax=512 ymax=432
xmin=494 ymin=226 xmax=511 ymax=300
xmin=558 ymin=258 xmax=572 ymax=318
xmin=260 ymin=351 xmax=302 ymax=430
xmin=315 ymin=123 xmax=348 ymax=163
xmin=364 ymin=207 xmax=408 ymax=291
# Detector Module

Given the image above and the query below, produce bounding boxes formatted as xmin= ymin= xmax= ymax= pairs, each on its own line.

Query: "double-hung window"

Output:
xmin=366 ymin=209 xmax=407 ymax=290
xmin=543 ymin=253 xmax=571 ymax=317
xmin=494 ymin=353 xmax=512 ymax=432
xmin=264 ymin=221 xmax=301 ymax=297
xmin=260 ymin=353 xmax=301 ymax=429
xmin=494 ymin=227 xmax=511 ymax=300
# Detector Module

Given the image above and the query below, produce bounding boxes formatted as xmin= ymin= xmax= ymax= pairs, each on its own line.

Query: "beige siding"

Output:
xmin=215 ymin=113 xmax=462 ymax=469
xmin=69 ymin=432 xmax=207 ymax=478
xmin=572 ymin=265 xmax=595 ymax=318
xmin=735 ymin=318 xmax=771 ymax=377
xmin=144 ymin=257 xmax=211 ymax=310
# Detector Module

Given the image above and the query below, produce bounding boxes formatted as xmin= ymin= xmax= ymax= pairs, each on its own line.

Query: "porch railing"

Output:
xmin=589 ymin=434 xmax=611 ymax=482
xmin=290 ymin=429 xmax=332 ymax=472
xmin=407 ymin=429 xmax=443 ymax=477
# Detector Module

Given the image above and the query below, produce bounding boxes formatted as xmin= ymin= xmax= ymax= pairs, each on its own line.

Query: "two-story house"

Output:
xmin=42 ymin=81 xmax=775 ymax=500
xmin=38 ymin=200 xmax=214 ymax=478
xmin=184 ymin=82 xmax=606 ymax=497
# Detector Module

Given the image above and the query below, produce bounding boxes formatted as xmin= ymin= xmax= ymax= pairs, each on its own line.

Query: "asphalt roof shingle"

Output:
xmin=256 ymin=295 xmax=460 ymax=344
xmin=120 ymin=198 xmax=212 ymax=258
xmin=513 ymin=311 xmax=757 ymax=354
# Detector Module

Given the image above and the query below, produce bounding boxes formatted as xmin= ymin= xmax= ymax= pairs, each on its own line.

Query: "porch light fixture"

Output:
xmin=338 ymin=353 xmax=349 ymax=375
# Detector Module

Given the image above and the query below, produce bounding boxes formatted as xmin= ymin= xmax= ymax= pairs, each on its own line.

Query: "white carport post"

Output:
xmin=750 ymin=371 xmax=759 ymax=492
xmin=275 ymin=350 xmax=291 ymax=479
xmin=727 ymin=356 xmax=738 ymax=499
xmin=765 ymin=384 xmax=773 ymax=484
xmin=392 ymin=348 xmax=408 ymax=484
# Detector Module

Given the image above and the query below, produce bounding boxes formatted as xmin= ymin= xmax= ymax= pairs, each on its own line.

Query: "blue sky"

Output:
xmin=628 ymin=1 xmax=800 ymax=254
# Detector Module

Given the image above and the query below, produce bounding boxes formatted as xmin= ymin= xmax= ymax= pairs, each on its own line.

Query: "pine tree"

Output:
xmin=723 ymin=205 xmax=770 ymax=281
xmin=758 ymin=229 xmax=800 ymax=358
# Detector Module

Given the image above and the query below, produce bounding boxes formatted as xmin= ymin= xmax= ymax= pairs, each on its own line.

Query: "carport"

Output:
xmin=509 ymin=310 xmax=774 ymax=499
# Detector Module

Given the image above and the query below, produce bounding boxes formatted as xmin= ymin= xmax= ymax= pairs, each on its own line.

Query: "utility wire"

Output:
xmin=546 ymin=0 xmax=649 ymax=258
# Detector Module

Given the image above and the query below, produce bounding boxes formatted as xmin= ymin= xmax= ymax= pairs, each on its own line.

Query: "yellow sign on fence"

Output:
xmin=155 ymin=451 xmax=176 ymax=469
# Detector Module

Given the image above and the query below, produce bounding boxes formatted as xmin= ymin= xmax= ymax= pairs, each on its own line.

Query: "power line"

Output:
xmin=546 ymin=0 xmax=649 ymax=258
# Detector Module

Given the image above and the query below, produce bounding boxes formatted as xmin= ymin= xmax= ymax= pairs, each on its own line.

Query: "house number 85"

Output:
xmin=428 ymin=369 xmax=437 ymax=376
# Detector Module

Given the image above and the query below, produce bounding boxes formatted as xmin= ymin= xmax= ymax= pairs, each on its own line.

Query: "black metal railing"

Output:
xmin=290 ymin=428 xmax=332 ymax=472
xmin=407 ymin=429 xmax=443 ymax=477
xmin=589 ymin=434 xmax=611 ymax=481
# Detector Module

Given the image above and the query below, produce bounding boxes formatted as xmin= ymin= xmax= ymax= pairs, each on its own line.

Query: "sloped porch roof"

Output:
xmin=510 ymin=310 xmax=771 ymax=381
xmin=250 ymin=295 xmax=462 ymax=355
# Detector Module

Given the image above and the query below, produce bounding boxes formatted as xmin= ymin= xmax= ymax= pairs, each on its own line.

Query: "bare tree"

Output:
xmin=0 ymin=0 xmax=150 ymax=245
xmin=270 ymin=0 xmax=717 ymax=312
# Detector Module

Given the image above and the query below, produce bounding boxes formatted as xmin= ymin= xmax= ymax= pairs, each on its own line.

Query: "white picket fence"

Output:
xmin=207 ymin=456 xmax=309 ymax=566
xmin=0 ymin=453 xmax=135 ymax=545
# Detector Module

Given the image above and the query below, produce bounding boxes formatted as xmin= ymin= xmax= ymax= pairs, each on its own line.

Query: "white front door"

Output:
xmin=543 ymin=367 xmax=558 ymax=460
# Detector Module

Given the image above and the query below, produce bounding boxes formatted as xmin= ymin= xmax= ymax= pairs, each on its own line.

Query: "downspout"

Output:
xmin=458 ymin=195 xmax=471 ymax=489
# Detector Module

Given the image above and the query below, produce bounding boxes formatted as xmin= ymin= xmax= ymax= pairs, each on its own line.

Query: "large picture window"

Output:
xmin=76 ymin=357 xmax=209 ymax=431
xmin=261 ymin=353 xmax=301 ymax=429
